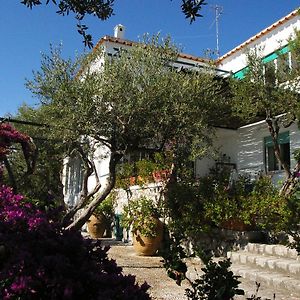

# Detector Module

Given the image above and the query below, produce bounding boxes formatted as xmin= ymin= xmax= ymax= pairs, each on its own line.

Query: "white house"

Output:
xmin=214 ymin=8 xmax=300 ymax=184
xmin=63 ymin=9 xmax=300 ymax=208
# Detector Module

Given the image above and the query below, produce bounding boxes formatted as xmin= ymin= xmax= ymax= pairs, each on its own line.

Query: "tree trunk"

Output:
xmin=3 ymin=157 xmax=17 ymax=192
xmin=279 ymin=162 xmax=300 ymax=197
xmin=62 ymin=144 xmax=103 ymax=227
xmin=265 ymin=118 xmax=298 ymax=197
xmin=64 ymin=152 xmax=121 ymax=232
xmin=266 ymin=118 xmax=291 ymax=178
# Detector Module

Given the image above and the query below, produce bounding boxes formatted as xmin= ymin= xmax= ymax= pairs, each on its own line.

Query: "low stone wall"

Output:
xmin=182 ymin=228 xmax=267 ymax=257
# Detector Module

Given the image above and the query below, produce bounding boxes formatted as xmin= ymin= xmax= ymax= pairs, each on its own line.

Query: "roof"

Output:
xmin=77 ymin=34 xmax=223 ymax=80
xmin=92 ymin=35 xmax=209 ymax=64
xmin=217 ymin=8 xmax=299 ymax=63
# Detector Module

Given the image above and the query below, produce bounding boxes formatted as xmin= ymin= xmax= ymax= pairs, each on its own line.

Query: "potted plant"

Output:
xmin=121 ymin=196 xmax=164 ymax=256
xmin=87 ymin=193 xmax=116 ymax=239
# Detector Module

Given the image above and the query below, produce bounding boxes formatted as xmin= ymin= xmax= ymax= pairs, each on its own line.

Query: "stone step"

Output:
xmin=234 ymin=279 xmax=300 ymax=300
xmin=230 ymin=264 xmax=300 ymax=298
xmin=246 ymin=243 xmax=299 ymax=260
xmin=228 ymin=251 xmax=300 ymax=277
xmin=185 ymin=261 xmax=298 ymax=300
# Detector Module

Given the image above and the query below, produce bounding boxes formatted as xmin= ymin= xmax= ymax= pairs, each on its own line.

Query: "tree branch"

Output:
xmin=265 ymin=117 xmax=291 ymax=178
xmin=64 ymin=151 xmax=122 ymax=231
xmin=3 ymin=158 xmax=17 ymax=192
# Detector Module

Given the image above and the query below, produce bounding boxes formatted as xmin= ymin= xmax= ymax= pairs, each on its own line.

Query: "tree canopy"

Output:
xmin=21 ymin=0 xmax=207 ymax=47
xmin=27 ymin=36 xmax=225 ymax=230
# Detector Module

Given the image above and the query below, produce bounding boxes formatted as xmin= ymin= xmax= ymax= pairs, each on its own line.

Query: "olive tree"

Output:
xmin=230 ymin=31 xmax=300 ymax=196
xmin=27 ymin=37 xmax=225 ymax=231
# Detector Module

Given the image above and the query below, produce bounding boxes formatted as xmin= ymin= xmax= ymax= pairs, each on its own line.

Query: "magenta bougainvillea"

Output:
xmin=0 ymin=122 xmax=37 ymax=183
xmin=0 ymin=123 xmax=30 ymax=159
xmin=0 ymin=123 xmax=150 ymax=300
xmin=0 ymin=185 xmax=150 ymax=299
xmin=0 ymin=124 xmax=150 ymax=299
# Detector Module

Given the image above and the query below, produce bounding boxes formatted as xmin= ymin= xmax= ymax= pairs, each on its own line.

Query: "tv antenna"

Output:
xmin=211 ymin=4 xmax=223 ymax=58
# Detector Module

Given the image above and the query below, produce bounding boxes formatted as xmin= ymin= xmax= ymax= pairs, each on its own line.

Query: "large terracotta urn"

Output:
xmin=132 ymin=219 xmax=164 ymax=256
xmin=87 ymin=213 xmax=106 ymax=239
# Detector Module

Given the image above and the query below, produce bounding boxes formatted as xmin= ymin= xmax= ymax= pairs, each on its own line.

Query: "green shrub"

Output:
xmin=185 ymin=258 xmax=244 ymax=300
xmin=121 ymin=197 xmax=161 ymax=238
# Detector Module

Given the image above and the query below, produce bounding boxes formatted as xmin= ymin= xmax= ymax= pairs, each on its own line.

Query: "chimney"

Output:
xmin=114 ymin=24 xmax=125 ymax=39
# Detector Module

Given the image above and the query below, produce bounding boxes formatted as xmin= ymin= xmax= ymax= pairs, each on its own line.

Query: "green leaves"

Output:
xmin=185 ymin=258 xmax=244 ymax=300
xmin=121 ymin=197 xmax=160 ymax=238
xmin=21 ymin=0 xmax=42 ymax=9
xmin=21 ymin=1 xmax=207 ymax=48
xmin=230 ymin=40 xmax=300 ymax=123
xmin=181 ymin=0 xmax=207 ymax=23
xmin=26 ymin=36 xmax=226 ymax=228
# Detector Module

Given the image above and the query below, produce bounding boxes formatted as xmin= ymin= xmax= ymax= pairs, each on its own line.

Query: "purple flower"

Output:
xmin=10 ymin=276 xmax=28 ymax=293
xmin=0 ymin=185 xmax=151 ymax=300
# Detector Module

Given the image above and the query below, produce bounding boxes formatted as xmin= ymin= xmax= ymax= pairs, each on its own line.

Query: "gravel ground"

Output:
xmin=101 ymin=238 xmax=300 ymax=300
xmin=104 ymin=239 xmax=202 ymax=300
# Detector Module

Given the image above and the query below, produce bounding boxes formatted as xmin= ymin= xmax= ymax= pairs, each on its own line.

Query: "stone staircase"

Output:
xmin=228 ymin=243 xmax=300 ymax=299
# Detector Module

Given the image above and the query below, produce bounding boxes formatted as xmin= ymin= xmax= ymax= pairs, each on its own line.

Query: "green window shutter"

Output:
xmin=264 ymin=131 xmax=289 ymax=146
xmin=262 ymin=45 xmax=290 ymax=64
xmin=279 ymin=45 xmax=290 ymax=55
xmin=232 ymin=45 xmax=289 ymax=80
xmin=233 ymin=66 xmax=249 ymax=79
xmin=263 ymin=52 xmax=278 ymax=63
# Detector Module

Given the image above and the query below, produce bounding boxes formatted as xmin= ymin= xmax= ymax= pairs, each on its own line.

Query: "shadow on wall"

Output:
xmin=237 ymin=125 xmax=266 ymax=180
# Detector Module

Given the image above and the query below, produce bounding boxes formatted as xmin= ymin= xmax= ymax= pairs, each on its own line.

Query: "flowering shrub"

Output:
xmin=0 ymin=185 xmax=150 ymax=299
xmin=0 ymin=123 xmax=30 ymax=160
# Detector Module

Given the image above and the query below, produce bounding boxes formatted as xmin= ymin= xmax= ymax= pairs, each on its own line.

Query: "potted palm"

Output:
xmin=121 ymin=196 xmax=164 ymax=256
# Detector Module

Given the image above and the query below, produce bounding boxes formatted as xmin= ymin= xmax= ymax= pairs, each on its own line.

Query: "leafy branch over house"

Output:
xmin=27 ymin=35 xmax=229 ymax=231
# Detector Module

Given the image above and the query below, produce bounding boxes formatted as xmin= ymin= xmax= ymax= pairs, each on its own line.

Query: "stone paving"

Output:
xmin=97 ymin=239 xmax=300 ymax=299
xmin=104 ymin=239 xmax=203 ymax=300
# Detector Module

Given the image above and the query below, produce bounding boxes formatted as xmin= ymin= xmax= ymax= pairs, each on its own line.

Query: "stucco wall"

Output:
xmin=237 ymin=120 xmax=300 ymax=182
xmin=195 ymin=127 xmax=238 ymax=177
xmin=218 ymin=14 xmax=300 ymax=73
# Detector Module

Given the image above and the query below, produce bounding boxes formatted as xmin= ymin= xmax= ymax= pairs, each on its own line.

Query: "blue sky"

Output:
xmin=0 ymin=1 xmax=299 ymax=117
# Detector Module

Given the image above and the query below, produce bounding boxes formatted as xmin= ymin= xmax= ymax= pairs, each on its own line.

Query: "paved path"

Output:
xmin=105 ymin=240 xmax=202 ymax=300
xmin=101 ymin=238 xmax=300 ymax=300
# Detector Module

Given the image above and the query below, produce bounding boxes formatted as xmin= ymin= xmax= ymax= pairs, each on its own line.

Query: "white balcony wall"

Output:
xmin=195 ymin=127 xmax=238 ymax=178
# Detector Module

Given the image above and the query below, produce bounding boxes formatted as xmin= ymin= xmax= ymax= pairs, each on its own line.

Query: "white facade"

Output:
xmin=218 ymin=9 xmax=300 ymax=74
xmin=236 ymin=121 xmax=298 ymax=183
xmin=212 ymin=9 xmax=300 ymax=182
xmin=195 ymin=127 xmax=238 ymax=178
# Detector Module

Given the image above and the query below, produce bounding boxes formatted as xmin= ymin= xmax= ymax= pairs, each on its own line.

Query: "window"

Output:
xmin=264 ymin=132 xmax=290 ymax=172
xmin=233 ymin=46 xmax=292 ymax=81
xmin=64 ymin=157 xmax=84 ymax=195
xmin=120 ymin=151 xmax=151 ymax=165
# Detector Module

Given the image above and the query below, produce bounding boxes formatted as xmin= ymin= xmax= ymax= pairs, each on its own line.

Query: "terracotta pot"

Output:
xmin=221 ymin=218 xmax=254 ymax=231
xmin=87 ymin=214 xmax=106 ymax=238
xmin=132 ymin=219 xmax=164 ymax=256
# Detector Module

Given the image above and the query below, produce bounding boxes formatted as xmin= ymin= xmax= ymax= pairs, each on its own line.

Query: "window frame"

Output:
xmin=264 ymin=131 xmax=290 ymax=173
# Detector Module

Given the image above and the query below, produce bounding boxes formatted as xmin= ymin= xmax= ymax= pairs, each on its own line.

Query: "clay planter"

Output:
xmin=221 ymin=218 xmax=254 ymax=231
xmin=87 ymin=213 xmax=106 ymax=239
xmin=132 ymin=219 xmax=164 ymax=256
